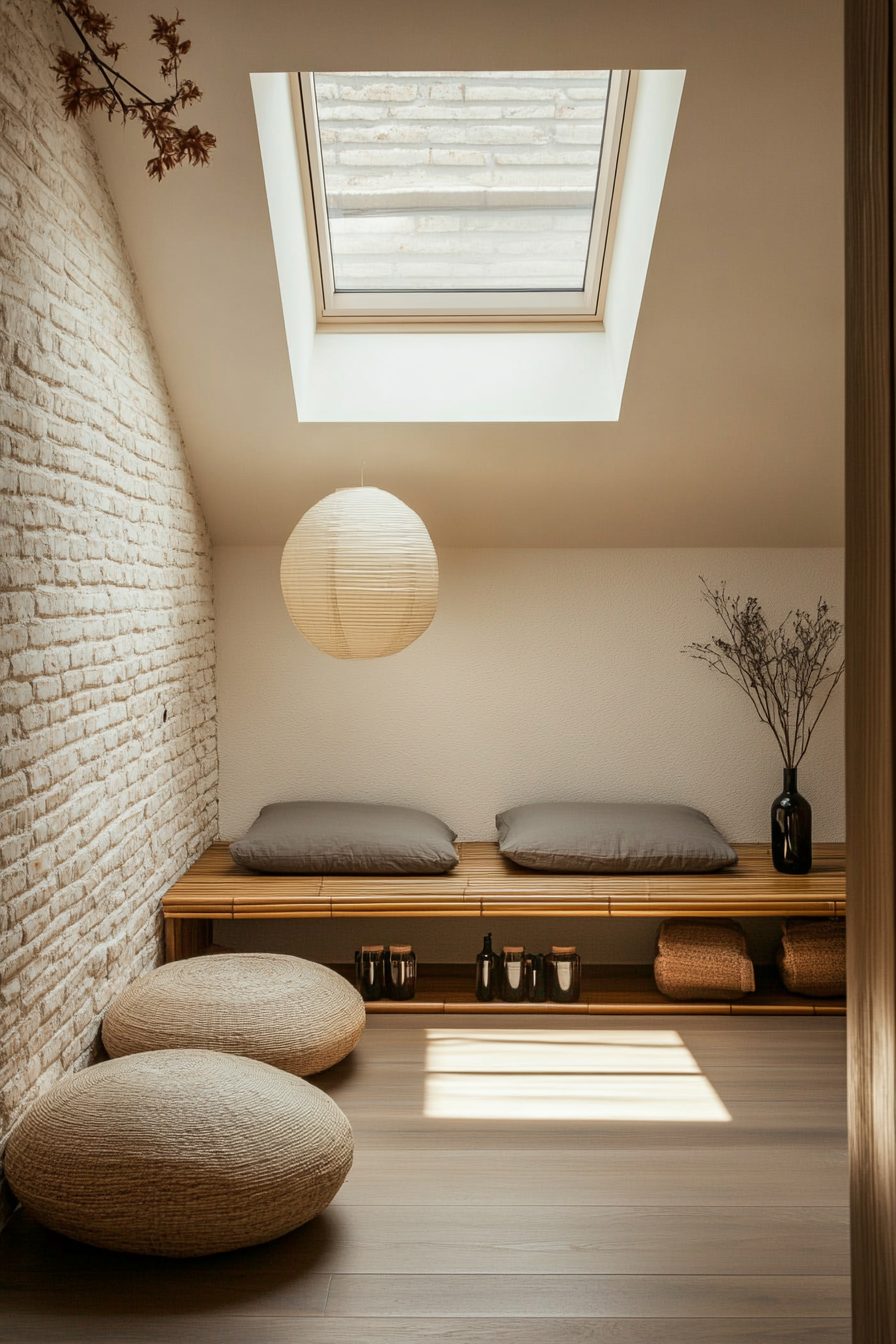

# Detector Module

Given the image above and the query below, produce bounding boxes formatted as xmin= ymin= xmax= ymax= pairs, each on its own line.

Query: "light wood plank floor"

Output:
xmin=0 ymin=1014 xmax=849 ymax=1342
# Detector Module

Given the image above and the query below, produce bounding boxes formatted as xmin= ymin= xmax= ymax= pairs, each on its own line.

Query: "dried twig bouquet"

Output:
xmin=684 ymin=578 xmax=844 ymax=769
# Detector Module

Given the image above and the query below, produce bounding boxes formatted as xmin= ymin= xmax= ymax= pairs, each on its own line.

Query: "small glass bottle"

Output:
xmin=386 ymin=944 xmax=417 ymax=1000
xmin=500 ymin=946 xmax=527 ymax=1002
xmin=527 ymin=951 xmax=547 ymax=1002
xmin=355 ymin=944 xmax=384 ymax=1001
xmin=547 ymin=946 xmax=581 ymax=1004
xmin=475 ymin=932 xmax=498 ymax=1002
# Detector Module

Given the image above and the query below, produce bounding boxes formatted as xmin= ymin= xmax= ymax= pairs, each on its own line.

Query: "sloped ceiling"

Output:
xmin=86 ymin=0 xmax=843 ymax=546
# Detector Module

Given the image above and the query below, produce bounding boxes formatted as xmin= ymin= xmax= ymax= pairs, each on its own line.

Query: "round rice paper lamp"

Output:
xmin=280 ymin=487 xmax=438 ymax=659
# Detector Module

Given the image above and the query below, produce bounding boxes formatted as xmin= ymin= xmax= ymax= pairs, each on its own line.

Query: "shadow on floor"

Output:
xmin=0 ymin=1208 xmax=337 ymax=1317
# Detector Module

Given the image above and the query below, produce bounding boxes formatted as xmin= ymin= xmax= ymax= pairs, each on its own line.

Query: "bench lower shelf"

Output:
xmin=326 ymin=963 xmax=845 ymax=1017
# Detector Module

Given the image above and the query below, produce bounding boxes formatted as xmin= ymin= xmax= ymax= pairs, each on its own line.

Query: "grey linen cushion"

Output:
xmin=496 ymin=802 xmax=738 ymax=874
xmin=230 ymin=801 xmax=459 ymax=875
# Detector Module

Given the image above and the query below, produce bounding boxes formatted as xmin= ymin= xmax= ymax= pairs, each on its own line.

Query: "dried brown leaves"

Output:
xmin=50 ymin=0 xmax=216 ymax=179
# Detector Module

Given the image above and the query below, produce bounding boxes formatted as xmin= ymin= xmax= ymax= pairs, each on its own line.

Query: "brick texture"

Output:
xmin=315 ymin=71 xmax=609 ymax=288
xmin=0 ymin=0 xmax=217 ymax=1162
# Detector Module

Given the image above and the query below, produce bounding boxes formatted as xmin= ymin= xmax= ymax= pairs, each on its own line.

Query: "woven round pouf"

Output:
xmin=4 ymin=1049 xmax=353 ymax=1257
xmin=102 ymin=953 xmax=365 ymax=1076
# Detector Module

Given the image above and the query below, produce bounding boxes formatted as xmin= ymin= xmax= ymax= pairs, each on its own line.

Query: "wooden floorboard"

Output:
xmin=321 ymin=1272 xmax=850 ymax=1317
xmin=0 ymin=1014 xmax=849 ymax=1342
xmin=270 ymin=1205 xmax=848 ymax=1275
xmin=0 ymin=1317 xmax=853 ymax=1343
xmin=335 ymin=1144 xmax=848 ymax=1205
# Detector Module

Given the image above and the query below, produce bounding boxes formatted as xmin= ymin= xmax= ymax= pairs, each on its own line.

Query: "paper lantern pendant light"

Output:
xmin=280 ymin=487 xmax=438 ymax=659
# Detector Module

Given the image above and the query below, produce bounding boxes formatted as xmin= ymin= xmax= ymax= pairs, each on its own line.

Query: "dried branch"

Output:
xmin=49 ymin=0 xmax=215 ymax=180
xmin=683 ymin=578 xmax=844 ymax=769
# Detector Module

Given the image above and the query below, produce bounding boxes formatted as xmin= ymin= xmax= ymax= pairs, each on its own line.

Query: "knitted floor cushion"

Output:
xmin=4 ymin=1049 xmax=353 ymax=1257
xmin=777 ymin=918 xmax=846 ymax=997
xmin=103 ymin=953 xmax=365 ymax=1076
xmin=654 ymin=918 xmax=756 ymax=1001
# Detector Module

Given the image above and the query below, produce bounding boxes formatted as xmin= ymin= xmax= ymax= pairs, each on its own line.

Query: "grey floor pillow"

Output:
xmin=497 ymin=801 xmax=738 ymax=873
xmin=231 ymin=800 xmax=459 ymax=874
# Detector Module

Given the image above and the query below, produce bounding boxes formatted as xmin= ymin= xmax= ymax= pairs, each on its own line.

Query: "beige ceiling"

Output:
xmin=88 ymin=0 xmax=843 ymax=547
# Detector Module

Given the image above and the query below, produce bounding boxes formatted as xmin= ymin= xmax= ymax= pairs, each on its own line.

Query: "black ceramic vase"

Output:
xmin=771 ymin=767 xmax=812 ymax=875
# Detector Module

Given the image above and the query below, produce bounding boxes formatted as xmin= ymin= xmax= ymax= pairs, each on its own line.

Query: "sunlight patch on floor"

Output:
xmin=423 ymin=1029 xmax=732 ymax=1122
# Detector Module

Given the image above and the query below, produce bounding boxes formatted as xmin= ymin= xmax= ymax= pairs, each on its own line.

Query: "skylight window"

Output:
xmin=252 ymin=68 xmax=685 ymax=418
xmin=295 ymin=70 xmax=634 ymax=326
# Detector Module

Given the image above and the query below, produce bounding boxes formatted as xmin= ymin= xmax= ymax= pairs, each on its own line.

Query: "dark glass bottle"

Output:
xmin=500 ymin=946 xmax=527 ymax=1002
xmin=527 ymin=951 xmax=547 ymax=1002
xmin=475 ymin=932 xmax=498 ymax=1002
xmin=355 ymin=945 xmax=384 ymax=1001
xmin=386 ymin=945 xmax=416 ymax=1000
xmin=546 ymin=946 xmax=582 ymax=1003
xmin=771 ymin=767 xmax=812 ymax=875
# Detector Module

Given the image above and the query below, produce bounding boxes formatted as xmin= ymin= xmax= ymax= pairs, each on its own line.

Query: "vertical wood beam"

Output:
xmin=164 ymin=919 xmax=213 ymax=963
xmin=846 ymin=0 xmax=896 ymax=1337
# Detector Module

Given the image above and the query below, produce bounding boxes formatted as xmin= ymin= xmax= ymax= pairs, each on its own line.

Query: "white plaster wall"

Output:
xmin=215 ymin=546 xmax=844 ymax=844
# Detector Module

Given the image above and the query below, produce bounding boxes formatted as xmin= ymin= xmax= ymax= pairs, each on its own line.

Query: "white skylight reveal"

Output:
xmin=251 ymin=69 xmax=686 ymax=421
xmin=296 ymin=70 xmax=632 ymax=323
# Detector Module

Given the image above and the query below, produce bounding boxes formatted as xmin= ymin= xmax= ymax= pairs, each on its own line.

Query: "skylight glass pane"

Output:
xmin=313 ymin=71 xmax=610 ymax=293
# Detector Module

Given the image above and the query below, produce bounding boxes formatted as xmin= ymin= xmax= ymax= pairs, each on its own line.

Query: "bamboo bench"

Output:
xmin=163 ymin=840 xmax=846 ymax=962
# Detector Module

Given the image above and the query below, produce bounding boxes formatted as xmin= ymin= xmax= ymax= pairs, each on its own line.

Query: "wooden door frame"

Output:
xmin=845 ymin=0 xmax=896 ymax=1337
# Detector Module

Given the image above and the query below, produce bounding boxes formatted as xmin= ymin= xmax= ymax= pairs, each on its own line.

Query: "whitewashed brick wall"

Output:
xmin=0 ymin=0 xmax=217 ymax=1180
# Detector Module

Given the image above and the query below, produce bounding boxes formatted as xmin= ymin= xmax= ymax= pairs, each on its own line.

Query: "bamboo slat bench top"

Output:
xmin=163 ymin=841 xmax=846 ymax=922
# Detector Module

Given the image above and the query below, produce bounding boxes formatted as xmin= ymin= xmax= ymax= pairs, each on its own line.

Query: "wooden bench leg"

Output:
xmin=165 ymin=918 xmax=213 ymax=962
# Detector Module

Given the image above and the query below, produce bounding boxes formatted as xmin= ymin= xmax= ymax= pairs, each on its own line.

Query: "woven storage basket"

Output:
xmin=103 ymin=953 xmax=365 ymax=1076
xmin=654 ymin=918 xmax=756 ymax=1001
xmin=777 ymin=918 xmax=846 ymax=997
xmin=4 ymin=1049 xmax=353 ymax=1257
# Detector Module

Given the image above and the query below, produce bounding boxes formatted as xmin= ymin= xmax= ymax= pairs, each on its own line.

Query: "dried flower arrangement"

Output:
xmin=684 ymin=578 xmax=844 ymax=769
xmin=49 ymin=0 xmax=216 ymax=180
